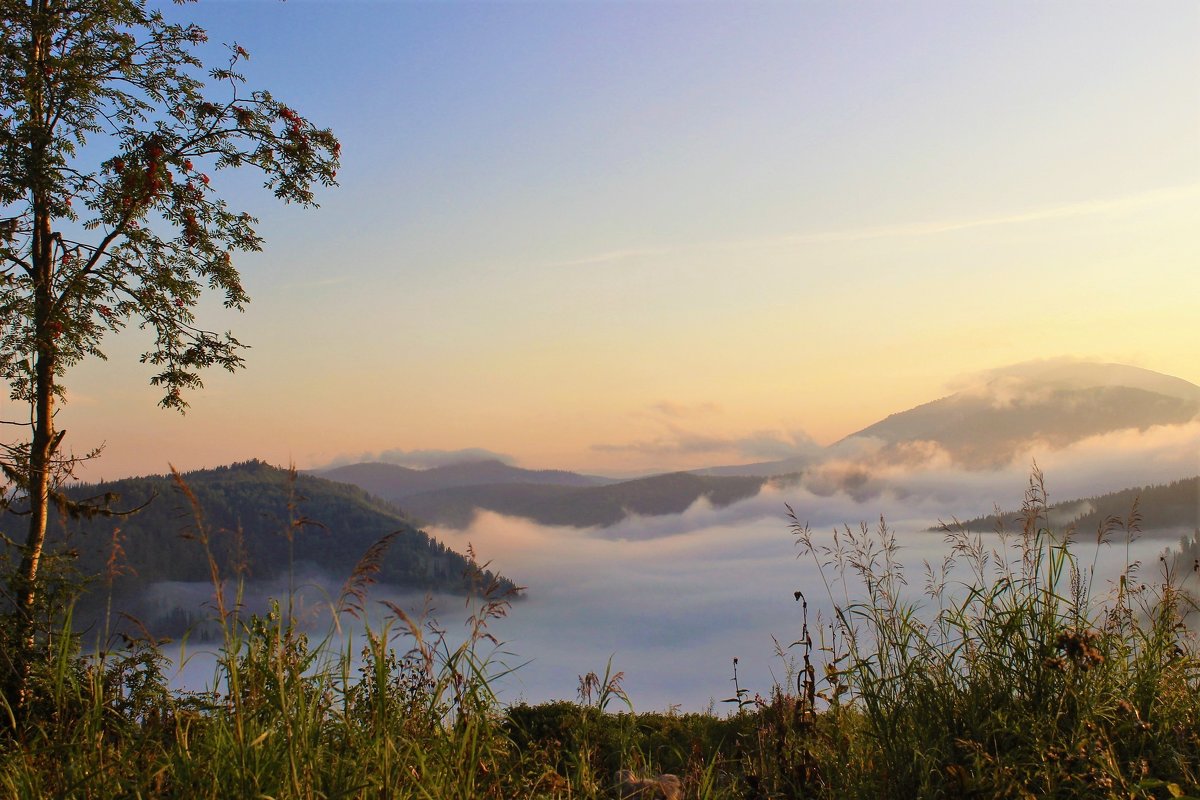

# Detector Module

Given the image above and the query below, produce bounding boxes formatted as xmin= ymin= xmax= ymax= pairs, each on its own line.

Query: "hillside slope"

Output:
xmin=39 ymin=461 xmax=517 ymax=630
xmin=837 ymin=363 xmax=1199 ymax=468
xmin=939 ymin=476 xmax=1199 ymax=535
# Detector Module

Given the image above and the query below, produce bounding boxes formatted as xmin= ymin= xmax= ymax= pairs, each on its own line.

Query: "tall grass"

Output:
xmin=786 ymin=467 xmax=1200 ymax=799
xmin=0 ymin=467 xmax=1196 ymax=798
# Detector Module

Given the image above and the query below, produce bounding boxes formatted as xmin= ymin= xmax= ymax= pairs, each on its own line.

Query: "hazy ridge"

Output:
xmin=323 ymin=361 xmax=1200 ymax=529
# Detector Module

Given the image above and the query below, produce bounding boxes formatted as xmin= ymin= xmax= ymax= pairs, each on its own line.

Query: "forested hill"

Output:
xmin=939 ymin=477 xmax=1199 ymax=536
xmin=45 ymin=460 xmax=517 ymax=605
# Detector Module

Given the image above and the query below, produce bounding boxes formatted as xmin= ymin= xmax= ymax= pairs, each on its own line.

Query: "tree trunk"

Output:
xmin=8 ymin=0 xmax=56 ymax=711
xmin=7 ymin=207 xmax=56 ymax=717
xmin=14 ymin=243 xmax=55 ymax=634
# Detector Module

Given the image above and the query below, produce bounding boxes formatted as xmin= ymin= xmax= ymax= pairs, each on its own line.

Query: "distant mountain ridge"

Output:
xmin=399 ymin=472 xmax=778 ymax=530
xmin=319 ymin=361 xmax=1198 ymax=528
xmin=313 ymin=460 xmax=772 ymax=529
xmin=841 ymin=384 xmax=1197 ymax=468
xmin=315 ymin=460 xmax=613 ymax=500
xmin=833 ymin=362 xmax=1198 ymax=468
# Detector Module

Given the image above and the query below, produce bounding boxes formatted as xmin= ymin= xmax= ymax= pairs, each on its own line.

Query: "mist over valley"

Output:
xmin=62 ymin=360 xmax=1200 ymax=710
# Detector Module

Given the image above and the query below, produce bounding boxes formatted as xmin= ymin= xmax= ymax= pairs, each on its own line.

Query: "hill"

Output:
xmin=937 ymin=476 xmax=1199 ymax=536
xmin=316 ymin=362 xmax=1199 ymax=526
xmin=40 ymin=461 xmax=518 ymax=634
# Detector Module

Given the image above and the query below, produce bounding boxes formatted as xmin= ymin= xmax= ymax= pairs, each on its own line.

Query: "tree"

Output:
xmin=0 ymin=0 xmax=338 ymax=706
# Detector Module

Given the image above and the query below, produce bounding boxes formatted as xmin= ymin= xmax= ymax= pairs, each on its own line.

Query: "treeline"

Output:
xmin=944 ymin=476 xmax=1199 ymax=535
xmin=34 ymin=461 xmax=517 ymax=628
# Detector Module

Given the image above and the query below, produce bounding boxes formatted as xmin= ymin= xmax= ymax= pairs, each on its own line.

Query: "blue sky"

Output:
xmin=60 ymin=0 xmax=1199 ymax=478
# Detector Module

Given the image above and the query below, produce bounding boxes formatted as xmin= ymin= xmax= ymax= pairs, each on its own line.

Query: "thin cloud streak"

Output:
xmin=279 ymin=276 xmax=351 ymax=290
xmin=545 ymin=246 xmax=677 ymax=269
xmin=746 ymin=184 xmax=1200 ymax=250
xmin=592 ymin=423 xmax=819 ymax=462
xmin=544 ymin=184 xmax=1200 ymax=269
xmin=649 ymin=401 xmax=721 ymax=420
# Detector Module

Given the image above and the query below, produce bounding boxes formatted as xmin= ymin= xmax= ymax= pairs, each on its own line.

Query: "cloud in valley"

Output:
xmin=794 ymin=419 xmax=1200 ymax=524
xmin=167 ymin=420 xmax=1197 ymax=713
xmin=581 ymin=418 xmax=1199 ymax=543
xmin=421 ymin=418 xmax=1195 ymax=711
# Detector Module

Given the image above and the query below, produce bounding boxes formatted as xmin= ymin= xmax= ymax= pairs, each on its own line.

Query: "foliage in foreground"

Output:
xmin=0 ymin=0 xmax=337 ymax=710
xmin=785 ymin=469 xmax=1200 ymax=799
xmin=0 ymin=470 xmax=1197 ymax=799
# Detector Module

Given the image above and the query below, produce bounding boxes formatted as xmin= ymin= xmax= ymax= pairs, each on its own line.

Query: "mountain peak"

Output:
xmin=836 ymin=360 xmax=1198 ymax=468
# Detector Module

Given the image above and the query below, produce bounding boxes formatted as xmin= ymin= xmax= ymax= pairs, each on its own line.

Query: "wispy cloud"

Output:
xmin=319 ymin=446 xmax=516 ymax=470
xmin=591 ymin=426 xmax=732 ymax=458
xmin=546 ymin=246 xmax=676 ymax=269
xmin=593 ymin=419 xmax=820 ymax=463
xmin=649 ymin=400 xmax=721 ymax=419
xmin=545 ymin=184 xmax=1200 ymax=269
xmin=746 ymin=184 xmax=1200 ymax=250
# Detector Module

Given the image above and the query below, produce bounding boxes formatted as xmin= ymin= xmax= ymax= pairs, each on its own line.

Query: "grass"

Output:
xmin=0 ymin=467 xmax=1197 ymax=798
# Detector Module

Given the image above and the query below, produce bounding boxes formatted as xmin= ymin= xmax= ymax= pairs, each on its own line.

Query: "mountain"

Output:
xmin=398 ymin=471 xmax=777 ymax=529
xmin=316 ymin=361 xmax=1198 ymax=529
xmin=317 ymin=459 xmax=774 ymax=530
xmin=835 ymin=362 xmax=1199 ymax=468
xmin=315 ymin=459 xmax=612 ymax=502
xmin=938 ymin=476 xmax=1199 ymax=536
xmin=42 ymin=461 xmax=518 ymax=634
xmin=314 ymin=458 xmax=777 ymax=529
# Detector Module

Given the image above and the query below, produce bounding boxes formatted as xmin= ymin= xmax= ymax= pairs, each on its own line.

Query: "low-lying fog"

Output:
xmin=421 ymin=508 xmax=1186 ymax=713
xmin=159 ymin=423 xmax=1199 ymax=712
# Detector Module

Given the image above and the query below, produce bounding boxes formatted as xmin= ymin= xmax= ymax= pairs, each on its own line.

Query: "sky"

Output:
xmin=45 ymin=0 xmax=1200 ymax=481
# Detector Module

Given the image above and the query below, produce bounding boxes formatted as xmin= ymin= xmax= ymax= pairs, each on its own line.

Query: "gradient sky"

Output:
xmin=48 ymin=0 xmax=1200 ymax=480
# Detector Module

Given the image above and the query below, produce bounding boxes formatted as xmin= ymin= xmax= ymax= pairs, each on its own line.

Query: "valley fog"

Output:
xmin=163 ymin=453 xmax=1195 ymax=712
xmin=425 ymin=501 xmax=1188 ymax=711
